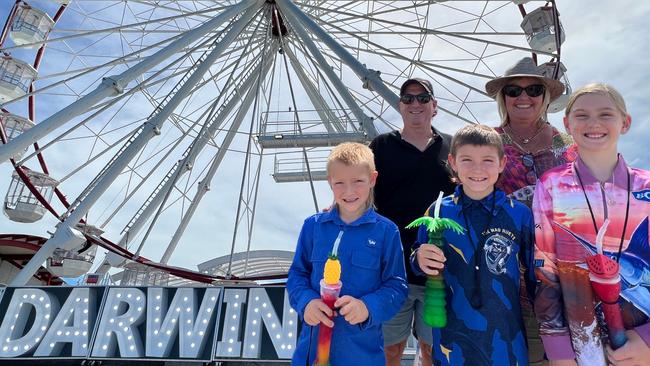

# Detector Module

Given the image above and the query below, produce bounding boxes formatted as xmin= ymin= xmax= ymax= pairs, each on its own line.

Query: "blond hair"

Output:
xmin=496 ymin=78 xmax=551 ymax=127
xmin=327 ymin=142 xmax=376 ymax=208
xmin=565 ymin=83 xmax=628 ymax=117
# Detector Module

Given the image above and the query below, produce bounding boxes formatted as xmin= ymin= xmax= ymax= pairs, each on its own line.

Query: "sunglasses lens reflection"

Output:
xmin=525 ymin=84 xmax=545 ymax=97
xmin=400 ymin=93 xmax=432 ymax=104
xmin=400 ymin=94 xmax=415 ymax=104
xmin=416 ymin=94 xmax=432 ymax=103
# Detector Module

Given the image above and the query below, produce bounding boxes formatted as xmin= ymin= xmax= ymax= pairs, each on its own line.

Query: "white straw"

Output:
xmin=595 ymin=219 xmax=610 ymax=255
xmin=433 ymin=191 xmax=444 ymax=218
xmin=331 ymin=230 xmax=344 ymax=256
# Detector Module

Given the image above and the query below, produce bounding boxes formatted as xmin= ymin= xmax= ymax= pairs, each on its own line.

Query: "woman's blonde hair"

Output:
xmin=327 ymin=142 xmax=376 ymax=208
xmin=496 ymin=77 xmax=551 ymax=127
xmin=565 ymin=83 xmax=628 ymax=117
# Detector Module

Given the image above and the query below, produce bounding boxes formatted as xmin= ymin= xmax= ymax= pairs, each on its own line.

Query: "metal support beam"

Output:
xmin=0 ymin=0 xmax=263 ymax=164
xmin=275 ymin=0 xmax=379 ymax=138
xmin=283 ymin=46 xmax=344 ymax=134
xmin=117 ymin=34 xmax=270 ymax=253
xmin=9 ymin=4 xmax=262 ymax=286
xmin=115 ymin=53 xmax=270 ymax=264
xmin=160 ymin=53 xmax=275 ymax=264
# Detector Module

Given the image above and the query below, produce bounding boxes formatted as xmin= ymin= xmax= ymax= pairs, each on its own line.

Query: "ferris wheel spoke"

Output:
xmin=169 ymin=21 xmax=270 ymax=144
xmin=125 ymin=0 xmax=231 ymax=21
xmin=309 ymin=4 xmax=552 ymax=118
xmin=118 ymin=37 xmax=274 ymax=257
xmin=304 ymin=2 xmax=551 ymax=57
xmin=278 ymin=0 xmax=392 ymax=136
xmin=283 ymin=44 xmax=351 ymax=134
xmin=73 ymin=4 xmax=264 ymax=229
xmin=301 ymin=3 xmax=428 ymax=46
xmin=0 ymin=2 xmax=257 ymax=164
xmin=165 ymin=40 xmax=277 ymax=259
xmin=97 ymin=134 xmax=190 ymax=229
xmin=301 ymin=2 xmax=428 ymax=32
xmin=474 ymin=3 xmax=511 ymax=33
xmin=56 ymin=125 xmax=143 ymax=186
xmin=3 ymin=33 xmax=187 ymax=108
xmin=450 ymin=47 xmax=489 ymax=117
xmin=315 ymin=20 xmax=489 ymax=101
xmin=138 ymin=45 xmax=267 ymax=142
xmin=3 ymin=5 xmax=220 ymax=52
xmin=10 ymin=4 xmax=265 ymax=285
xmin=160 ymin=53 xmax=276 ymax=265
xmin=17 ymin=40 xmax=224 ymax=169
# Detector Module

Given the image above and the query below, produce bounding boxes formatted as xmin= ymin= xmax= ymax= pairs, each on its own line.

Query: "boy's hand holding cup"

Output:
xmin=335 ymin=296 xmax=369 ymax=325
xmin=304 ymin=299 xmax=335 ymax=327
xmin=417 ymin=243 xmax=447 ymax=276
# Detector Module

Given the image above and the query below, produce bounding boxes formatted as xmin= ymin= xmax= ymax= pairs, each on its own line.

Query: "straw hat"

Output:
xmin=485 ymin=57 xmax=565 ymax=101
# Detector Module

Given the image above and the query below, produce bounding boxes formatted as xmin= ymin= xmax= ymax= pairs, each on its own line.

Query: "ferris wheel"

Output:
xmin=0 ymin=0 xmax=568 ymax=286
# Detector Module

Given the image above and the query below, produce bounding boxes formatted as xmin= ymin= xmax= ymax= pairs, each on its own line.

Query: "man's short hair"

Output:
xmin=400 ymin=78 xmax=434 ymax=97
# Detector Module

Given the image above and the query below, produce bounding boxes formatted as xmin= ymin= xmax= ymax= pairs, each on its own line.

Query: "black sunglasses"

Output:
xmin=400 ymin=93 xmax=433 ymax=104
xmin=502 ymin=84 xmax=545 ymax=98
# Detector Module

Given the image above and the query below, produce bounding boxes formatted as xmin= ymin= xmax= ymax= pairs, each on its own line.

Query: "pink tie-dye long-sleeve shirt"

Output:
xmin=532 ymin=155 xmax=650 ymax=365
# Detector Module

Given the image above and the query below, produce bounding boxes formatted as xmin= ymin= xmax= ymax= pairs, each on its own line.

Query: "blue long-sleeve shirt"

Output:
xmin=287 ymin=207 xmax=408 ymax=366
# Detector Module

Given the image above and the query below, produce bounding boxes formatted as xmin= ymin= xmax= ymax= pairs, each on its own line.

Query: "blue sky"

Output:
xmin=0 ymin=0 xmax=648 ymax=276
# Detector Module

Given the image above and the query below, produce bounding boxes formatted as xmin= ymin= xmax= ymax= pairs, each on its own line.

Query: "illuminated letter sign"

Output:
xmin=241 ymin=287 xmax=297 ymax=359
xmin=0 ymin=287 xmax=104 ymax=359
xmin=145 ymin=287 xmax=220 ymax=358
xmin=91 ymin=287 xmax=147 ymax=358
xmin=215 ymin=288 xmax=246 ymax=357
xmin=0 ymin=285 xmax=301 ymax=362
xmin=35 ymin=288 xmax=96 ymax=357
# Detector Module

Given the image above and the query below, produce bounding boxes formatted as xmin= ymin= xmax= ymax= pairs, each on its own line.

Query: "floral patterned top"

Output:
xmin=496 ymin=126 xmax=578 ymax=208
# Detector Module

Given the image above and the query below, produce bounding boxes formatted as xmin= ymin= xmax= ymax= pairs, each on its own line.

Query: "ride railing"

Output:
xmin=0 ymin=71 xmax=30 ymax=93
xmin=119 ymin=263 xmax=171 ymax=286
xmin=272 ymin=153 xmax=328 ymax=183
xmin=258 ymin=109 xmax=366 ymax=149
xmin=12 ymin=19 xmax=48 ymax=40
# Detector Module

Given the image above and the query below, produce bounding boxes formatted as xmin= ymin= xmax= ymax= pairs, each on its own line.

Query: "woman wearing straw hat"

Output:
xmin=485 ymin=57 xmax=577 ymax=365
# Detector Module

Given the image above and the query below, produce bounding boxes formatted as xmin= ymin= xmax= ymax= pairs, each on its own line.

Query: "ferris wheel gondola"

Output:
xmin=0 ymin=0 xmax=568 ymax=286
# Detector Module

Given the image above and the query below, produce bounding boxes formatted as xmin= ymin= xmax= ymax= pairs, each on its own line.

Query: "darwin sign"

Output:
xmin=0 ymin=285 xmax=301 ymax=362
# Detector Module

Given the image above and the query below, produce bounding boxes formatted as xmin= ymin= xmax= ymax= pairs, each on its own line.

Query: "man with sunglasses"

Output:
xmin=370 ymin=78 xmax=455 ymax=366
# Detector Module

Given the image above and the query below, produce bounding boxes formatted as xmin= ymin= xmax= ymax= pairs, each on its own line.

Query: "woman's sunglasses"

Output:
xmin=502 ymin=84 xmax=546 ymax=98
xmin=400 ymin=93 xmax=433 ymax=104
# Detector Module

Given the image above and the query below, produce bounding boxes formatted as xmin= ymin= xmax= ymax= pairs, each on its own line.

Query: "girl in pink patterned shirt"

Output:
xmin=533 ymin=83 xmax=650 ymax=366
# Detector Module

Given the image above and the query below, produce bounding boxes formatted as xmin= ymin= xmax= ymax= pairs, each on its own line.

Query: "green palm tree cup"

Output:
xmin=406 ymin=195 xmax=464 ymax=328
